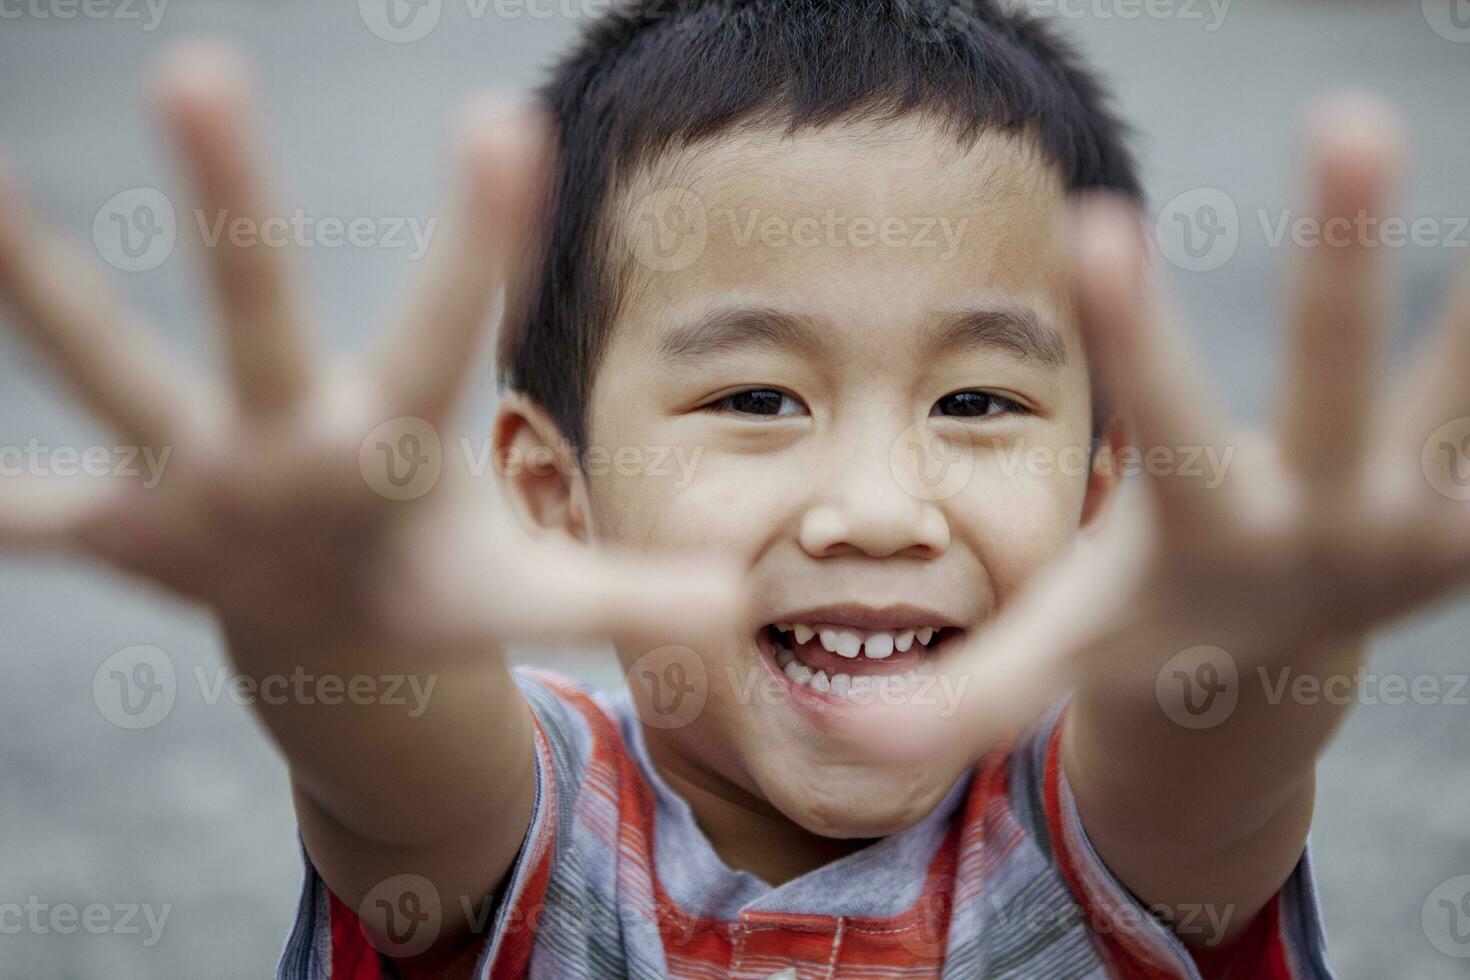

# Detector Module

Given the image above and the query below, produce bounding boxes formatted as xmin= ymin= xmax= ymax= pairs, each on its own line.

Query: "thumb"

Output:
xmin=824 ymin=639 xmax=1077 ymax=767
xmin=487 ymin=542 xmax=744 ymax=652
xmin=382 ymin=513 xmax=744 ymax=658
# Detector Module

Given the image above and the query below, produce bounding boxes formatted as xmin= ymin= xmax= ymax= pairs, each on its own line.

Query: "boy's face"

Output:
xmin=579 ymin=118 xmax=1106 ymax=838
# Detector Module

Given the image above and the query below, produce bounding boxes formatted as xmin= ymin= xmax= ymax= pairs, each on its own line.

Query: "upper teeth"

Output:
xmin=776 ymin=623 xmax=944 ymax=659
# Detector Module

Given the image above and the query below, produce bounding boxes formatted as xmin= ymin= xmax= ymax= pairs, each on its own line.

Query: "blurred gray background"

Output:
xmin=2 ymin=1 xmax=1469 ymax=977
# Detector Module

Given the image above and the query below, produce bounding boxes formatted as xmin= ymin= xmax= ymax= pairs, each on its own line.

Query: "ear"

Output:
xmin=1079 ymin=414 xmax=1127 ymax=530
xmin=492 ymin=391 xmax=589 ymax=543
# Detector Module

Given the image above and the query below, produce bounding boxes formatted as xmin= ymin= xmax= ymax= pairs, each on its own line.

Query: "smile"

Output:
xmin=757 ymin=619 xmax=964 ymax=704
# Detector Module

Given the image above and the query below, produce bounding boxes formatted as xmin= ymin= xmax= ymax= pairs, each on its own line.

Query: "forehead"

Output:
xmin=607 ymin=116 xmax=1073 ymax=356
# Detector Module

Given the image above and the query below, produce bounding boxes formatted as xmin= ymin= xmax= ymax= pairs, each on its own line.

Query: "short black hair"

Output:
xmin=500 ymin=0 xmax=1143 ymax=449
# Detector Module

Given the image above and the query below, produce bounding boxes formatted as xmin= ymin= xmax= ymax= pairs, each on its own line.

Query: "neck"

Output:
xmin=644 ymin=732 xmax=873 ymax=886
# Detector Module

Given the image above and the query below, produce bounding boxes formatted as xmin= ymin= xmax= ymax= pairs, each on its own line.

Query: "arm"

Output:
xmin=850 ymin=92 xmax=1470 ymax=962
xmin=0 ymin=42 xmax=737 ymax=963
xmin=1059 ymin=94 xmax=1415 ymax=951
xmin=1062 ymin=637 xmax=1364 ymax=946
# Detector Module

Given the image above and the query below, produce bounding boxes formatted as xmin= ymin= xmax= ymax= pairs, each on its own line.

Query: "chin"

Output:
xmin=695 ymin=616 xmax=980 ymax=839
xmin=752 ymin=751 xmax=968 ymax=840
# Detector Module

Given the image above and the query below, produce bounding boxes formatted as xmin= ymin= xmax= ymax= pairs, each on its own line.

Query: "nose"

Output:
xmin=798 ymin=427 xmax=951 ymax=560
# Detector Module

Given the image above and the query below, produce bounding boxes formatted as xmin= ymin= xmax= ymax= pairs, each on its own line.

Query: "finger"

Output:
xmin=1070 ymin=194 xmax=1233 ymax=522
xmin=484 ymin=546 xmax=743 ymax=652
xmin=372 ymin=97 xmax=549 ymax=423
xmin=154 ymin=41 xmax=312 ymax=417
xmin=381 ymin=510 xmax=744 ymax=655
xmin=1399 ymin=261 xmax=1470 ymax=470
xmin=0 ymin=159 xmax=187 ymax=448
xmin=0 ymin=472 xmax=117 ymax=553
xmin=1278 ymin=93 xmax=1406 ymax=487
xmin=828 ymin=487 xmax=1155 ymax=763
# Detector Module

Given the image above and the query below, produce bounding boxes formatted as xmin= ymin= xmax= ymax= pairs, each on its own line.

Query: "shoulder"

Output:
xmin=508 ymin=666 xmax=650 ymax=813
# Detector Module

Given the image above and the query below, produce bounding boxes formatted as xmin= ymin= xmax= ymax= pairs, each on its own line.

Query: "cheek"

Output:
xmin=585 ymin=451 xmax=780 ymax=554
xmin=950 ymin=448 xmax=1090 ymax=596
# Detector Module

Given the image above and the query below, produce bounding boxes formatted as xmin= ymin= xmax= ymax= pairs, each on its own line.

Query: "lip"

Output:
xmin=754 ymin=627 xmax=859 ymax=715
xmin=764 ymin=602 xmax=966 ymax=633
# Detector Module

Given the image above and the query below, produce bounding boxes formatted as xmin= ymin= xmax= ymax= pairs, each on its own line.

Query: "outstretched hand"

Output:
xmin=0 ymin=42 xmax=739 ymax=661
xmin=849 ymin=93 xmax=1470 ymax=760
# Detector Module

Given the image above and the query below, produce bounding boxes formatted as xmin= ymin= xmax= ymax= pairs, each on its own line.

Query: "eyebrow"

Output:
xmin=655 ymin=306 xmax=823 ymax=362
xmin=923 ymin=304 xmax=1069 ymax=368
xmin=654 ymin=301 xmax=1068 ymax=367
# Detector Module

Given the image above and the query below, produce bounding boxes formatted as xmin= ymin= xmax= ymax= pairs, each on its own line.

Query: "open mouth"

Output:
xmin=757 ymin=619 xmax=964 ymax=703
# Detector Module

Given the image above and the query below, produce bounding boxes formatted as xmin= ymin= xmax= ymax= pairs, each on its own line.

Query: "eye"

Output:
xmin=931 ymin=390 xmax=1028 ymax=419
xmin=706 ymin=388 xmax=805 ymax=418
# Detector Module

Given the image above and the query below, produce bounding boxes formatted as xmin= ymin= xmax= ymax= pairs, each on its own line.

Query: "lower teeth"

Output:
xmin=775 ymin=644 xmax=921 ymax=701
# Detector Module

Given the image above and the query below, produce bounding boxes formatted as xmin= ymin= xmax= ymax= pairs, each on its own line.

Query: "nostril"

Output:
xmin=797 ymin=502 xmax=951 ymax=560
xmin=796 ymin=504 xmax=848 ymax=557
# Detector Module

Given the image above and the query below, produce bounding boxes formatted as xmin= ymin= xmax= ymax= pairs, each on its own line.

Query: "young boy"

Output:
xmin=2 ymin=1 xmax=1467 ymax=977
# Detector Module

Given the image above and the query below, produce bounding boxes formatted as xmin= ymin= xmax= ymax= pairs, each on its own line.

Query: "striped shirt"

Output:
xmin=278 ymin=668 xmax=1334 ymax=979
